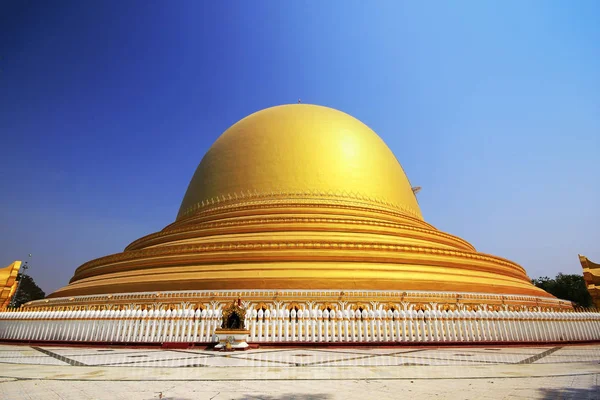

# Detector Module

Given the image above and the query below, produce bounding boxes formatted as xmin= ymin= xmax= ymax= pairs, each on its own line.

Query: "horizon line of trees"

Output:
xmin=531 ymin=273 xmax=593 ymax=308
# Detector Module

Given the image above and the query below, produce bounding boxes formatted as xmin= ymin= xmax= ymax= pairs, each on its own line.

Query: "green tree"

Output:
xmin=532 ymin=273 xmax=593 ymax=308
xmin=11 ymin=273 xmax=45 ymax=308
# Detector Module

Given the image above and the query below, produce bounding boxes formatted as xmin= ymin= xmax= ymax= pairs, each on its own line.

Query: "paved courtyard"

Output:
xmin=0 ymin=343 xmax=599 ymax=399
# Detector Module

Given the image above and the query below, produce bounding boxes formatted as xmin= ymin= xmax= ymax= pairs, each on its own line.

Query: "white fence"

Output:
xmin=1 ymin=308 xmax=599 ymax=344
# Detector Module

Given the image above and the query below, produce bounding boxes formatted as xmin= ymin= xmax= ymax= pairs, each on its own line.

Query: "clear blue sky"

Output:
xmin=1 ymin=1 xmax=598 ymax=294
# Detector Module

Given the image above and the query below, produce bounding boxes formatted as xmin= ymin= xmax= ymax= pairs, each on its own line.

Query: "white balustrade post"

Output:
xmin=131 ymin=309 xmax=140 ymax=342
xmin=367 ymin=310 xmax=375 ymax=342
xmin=441 ymin=310 xmax=450 ymax=342
xmin=28 ymin=311 xmax=38 ymax=340
xmin=315 ymin=309 xmax=322 ymax=342
xmin=500 ymin=311 xmax=510 ymax=342
xmin=46 ymin=311 xmax=56 ymax=341
xmin=361 ymin=309 xmax=368 ymax=342
xmin=16 ymin=312 xmax=29 ymax=341
xmin=560 ymin=311 xmax=570 ymax=341
xmin=506 ymin=311 xmax=516 ymax=342
xmin=530 ymin=311 xmax=540 ymax=342
xmin=79 ymin=310 xmax=91 ymax=342
xmin=349 ymin=310 xmax=356 ymax=342
xmin=304 ymin=309 xmax=311 ymax=341
xmin=475 ymin=310 xmax=484 ymax=341
xmin=297 ymin=309 xmax=304 ymax=341
xmin=104 ymin=310 xmax=114 ymax=342
xmin=271 ymin=308 xmax=278 ymax=342
xmin=187 ymin=308 xmax=195 ymax=342
xmin=392 ymin=310 xmax=400 ymax=342
xmin=244 ymin=309 xmax=251 ymax=338
xmin=290 ymin=309 xmax=297 ymax=341
xmin=576 ymin=313 xmax=585 ymax=341
xmin=15 ymin=312 xmax=26 ymax=341
xmin=467 ymin=310 xmax=477 ymax=342
xmin=172 ymin=309 xmax=181 ymax=342
xmin=89 ymin=310 xmax=99 ymax=342
xmin=384 ymin=310 xmax=391 ymax=342
xmin=399 ymin=310 xmax=406 ymax=342
xmin=545 ymin=312 xmax=556 ymax=341
xmin=591 ymin=313 xmax=600 ymax=340
xmin=284 ymin=309 xmax=290 ymax=342
xmin=424 ymin=310 xmax=432 ymax=342
xmin=298 ymin=309 xmax=306 ymax=341
xmin=535 ymin=312 xmax=545 ymax=342
xmin=257 ymin=309 xmax=264 ymax=342
xmin=181 ymin=308 xmax=189 ymax=342
xmin=416 ymin=310 xmax=424 ymax=342
xmin=250 ymin=309 xmax=257 ymax=342
xmin=143 ymin=309 xmax=152 ymax=342
xmin=517 ymin=311 xmax=527 ymax=342
xmin=524 ymin=311 xmax=534 ymax=342
xmin=95 ymin=310 xmax=105 ymax=341
xmin=568 ymin=313 xmax=577 ymax=341
xmin=323 ymin=309 xmax=329 ymax=342
xmin=20 ymin=312 xmax=32 ymax=341
xmin=206 ymin=308 xmax=213 ymax=342
xmin=307 ymin=308 xmax=314 ymax=342
xmin=375 ymin=309 xmax=383 ymax=342
xmin=431 ymin=310 xmax=440 ymax=342
xmin=213 ymin=308 xmax=222 ymax=341
xmin=504 ymin=311 xmax=513 ymax=342
xmin=488 ymin=311 xmax=499 ymax=341
xmin=156 ymin=309 xmax=165 ymax=342
xmin=408 ymin=310 xmax=416 ymax=342
xmin=162 ymin=309 xmax=172 ymax=342
xmin=277 ymin=308 xmax=284 ymax=342
xmin=264 ymin=309 xmax=271 ymax=342
xmin=336 ymin=310 xmax=343 ymax=342
xmin=452 ymin=310 xmax=461 ymax=342
xmin=27 ymin=312 xmax=37 ymax=341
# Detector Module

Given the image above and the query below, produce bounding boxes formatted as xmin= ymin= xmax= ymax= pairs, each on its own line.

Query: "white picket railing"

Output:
xmin=0 ymin=307 xmax=599 ymax=344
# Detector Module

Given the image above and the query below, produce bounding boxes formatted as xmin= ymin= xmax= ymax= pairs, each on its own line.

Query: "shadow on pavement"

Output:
xmin=538 ymin=385 xmax=600 ymax=399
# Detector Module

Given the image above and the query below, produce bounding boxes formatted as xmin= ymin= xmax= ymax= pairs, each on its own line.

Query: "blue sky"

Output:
xmin=1 ymin=1 xmax=598 ymax=294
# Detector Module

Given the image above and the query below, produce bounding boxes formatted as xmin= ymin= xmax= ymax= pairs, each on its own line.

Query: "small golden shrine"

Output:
xmin=214 ymin=298 xmax=249 ymax=350
xmin=580 ymin=254 xmax=600 ymax=309
xmin=0 ymin=261 xmax=21 ymax=310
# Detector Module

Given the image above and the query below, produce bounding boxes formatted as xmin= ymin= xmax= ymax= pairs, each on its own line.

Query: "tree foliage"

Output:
xmin=532 ymin=273 xmax=592 ymax=308
xmin=11 ymin=273 xmax=45 ymax=308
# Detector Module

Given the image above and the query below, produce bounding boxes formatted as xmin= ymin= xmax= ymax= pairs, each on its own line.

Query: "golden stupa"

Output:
xmin=27 ymin=104 xmax=565 ymax=311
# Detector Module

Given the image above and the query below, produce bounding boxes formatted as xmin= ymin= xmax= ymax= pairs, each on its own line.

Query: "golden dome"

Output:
xmin=45 ymin=103 xmax=557 ymax=309
xmin=178 ymin=104 xmax=422 ymax=221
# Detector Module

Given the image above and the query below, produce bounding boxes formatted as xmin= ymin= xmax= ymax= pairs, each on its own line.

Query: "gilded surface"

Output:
xmin=177 ymin=105 xmax=422 ymax=221
xmin=579 ymin=254 xmax=600 ymax=309
xmin=44 ymin=104 xmax=555 ymax=307
xmin=0 ymin=261 xmax=22 ymax=310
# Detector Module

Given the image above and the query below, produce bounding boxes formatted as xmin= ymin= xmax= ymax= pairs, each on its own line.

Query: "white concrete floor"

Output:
xmin=0 ymin=344 xmax=599 ymax=399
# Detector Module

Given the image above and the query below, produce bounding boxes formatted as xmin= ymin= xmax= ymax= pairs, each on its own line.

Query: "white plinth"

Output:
xmin=213 ymin=329 xmax=250 ymax=350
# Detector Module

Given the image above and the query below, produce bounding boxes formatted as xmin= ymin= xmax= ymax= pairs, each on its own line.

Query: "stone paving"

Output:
xmin=0 ymin=344 xmax=599 ymax=399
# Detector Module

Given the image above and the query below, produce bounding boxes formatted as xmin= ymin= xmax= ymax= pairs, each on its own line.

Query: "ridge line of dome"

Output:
xmin=176 ymin=190 xmax=422 ymax=221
